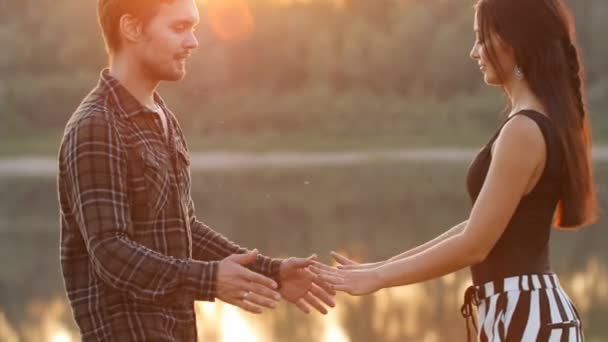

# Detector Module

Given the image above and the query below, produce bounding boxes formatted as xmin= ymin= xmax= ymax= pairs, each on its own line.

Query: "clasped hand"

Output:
xmin=216 ymin=250 xmax=336 ymax=314
xmin=310 ymin=251 xmax=385 ymax=296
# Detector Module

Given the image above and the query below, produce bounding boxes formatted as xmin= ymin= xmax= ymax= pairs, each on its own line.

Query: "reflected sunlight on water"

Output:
xmin=375 ymin=283 xmax=429 ymax=338
xmin=1 ymin=256 xmax=607 ymax=341
xmin=50 ymin=329 xmax=71 ymax=342
xmin=196 ymin=301 xmax=271 ymax=342
xmin=21 ymin=297 xmax=75 ymax=342
xmin=318 ymin=297 xmax=349 ymax=342
xmin=0 ymin=311 xmax=19 ymax=342
xmin=0 ymin=297 xmax=76 ymax=342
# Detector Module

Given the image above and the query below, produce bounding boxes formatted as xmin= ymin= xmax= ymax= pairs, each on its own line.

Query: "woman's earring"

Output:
xmin=514 ymin=65 xmax=524 ymax=80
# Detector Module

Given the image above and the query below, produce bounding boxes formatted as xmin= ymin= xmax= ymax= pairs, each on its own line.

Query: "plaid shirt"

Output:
xmin=58 ymin=69 xmax=281 ymax=341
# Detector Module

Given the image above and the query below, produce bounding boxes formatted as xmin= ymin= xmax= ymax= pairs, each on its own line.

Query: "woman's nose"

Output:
xmin=470 ymin=44 xmax=479 ymax=60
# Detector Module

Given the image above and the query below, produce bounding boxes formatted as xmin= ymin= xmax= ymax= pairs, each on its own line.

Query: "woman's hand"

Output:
xmin=331 ymin=251 xmax=385 ymax=270
xmin=310 ymin=261 xmax=384 ymax=296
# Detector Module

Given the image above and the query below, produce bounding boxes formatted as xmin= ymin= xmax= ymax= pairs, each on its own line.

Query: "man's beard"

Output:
xmin=142 ymin=56 xmax=184 ymax=82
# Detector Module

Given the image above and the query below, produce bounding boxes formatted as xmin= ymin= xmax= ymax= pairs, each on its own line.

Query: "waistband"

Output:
xmin=461 ymin=273 xmax=561 ymax=342
xmin=473 ymin=273 xmax=560 ymax=300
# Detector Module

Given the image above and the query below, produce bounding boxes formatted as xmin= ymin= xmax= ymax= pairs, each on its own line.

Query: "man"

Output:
xmin=57 ymin=0 xmax=335 ymax=340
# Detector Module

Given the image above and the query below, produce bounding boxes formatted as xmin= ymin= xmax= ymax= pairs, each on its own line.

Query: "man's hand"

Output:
xmin=279 ymin=255 xmax=336 ymax=314
xmin=216 ymin=250 xmax=282 ymax=314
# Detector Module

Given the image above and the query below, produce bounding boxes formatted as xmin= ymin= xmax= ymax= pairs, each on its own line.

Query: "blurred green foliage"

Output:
xmin=1 ymin=0 xmax=606 ymax=152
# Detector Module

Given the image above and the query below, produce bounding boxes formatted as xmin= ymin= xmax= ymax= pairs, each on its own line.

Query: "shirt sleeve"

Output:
xmin=61 ymin=113 xmax=219 ymax=304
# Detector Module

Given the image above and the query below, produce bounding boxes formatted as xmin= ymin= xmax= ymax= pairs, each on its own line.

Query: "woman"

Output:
xmin=313 ymin=0 xmax=598 ymax=340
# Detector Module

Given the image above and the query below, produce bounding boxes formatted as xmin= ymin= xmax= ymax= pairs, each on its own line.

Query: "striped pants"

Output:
xmin=461 ymin=273 xmax=583 ymax=341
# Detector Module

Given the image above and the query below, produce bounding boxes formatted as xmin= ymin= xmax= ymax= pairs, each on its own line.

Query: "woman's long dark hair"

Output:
xmin=475 ymin=0 xmax=598 ymax=228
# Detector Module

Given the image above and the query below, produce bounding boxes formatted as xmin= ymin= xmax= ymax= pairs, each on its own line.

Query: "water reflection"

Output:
xmin=0 ymin=297 xmax=76 ymax=342
xmin=0 ymin=311 xmax=19 ymax=342
xmin=1 ymin=162 xmax=606 ymax=341
xmin=197 ymin=302 xmax=267 ymax=341
xmin=1 ymin=256 xmax=606 ymax=341
xmin=195 ymin=298 xmax=350 ymax=342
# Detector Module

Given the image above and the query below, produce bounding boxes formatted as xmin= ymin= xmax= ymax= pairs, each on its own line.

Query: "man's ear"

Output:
xmin=119 ymin=14 xmax=145 ymax=45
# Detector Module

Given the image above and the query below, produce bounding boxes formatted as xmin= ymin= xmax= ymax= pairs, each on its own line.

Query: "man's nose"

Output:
xmin=184 ymin=33 xmax=199 ymax=50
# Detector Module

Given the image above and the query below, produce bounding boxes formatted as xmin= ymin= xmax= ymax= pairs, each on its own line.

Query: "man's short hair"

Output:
xmin=97 ymin=0 xmax=176 ymax=54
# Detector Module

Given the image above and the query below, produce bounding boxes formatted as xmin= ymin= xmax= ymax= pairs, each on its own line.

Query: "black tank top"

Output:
xmin=466 ymin=110 xmax=565 ymax=285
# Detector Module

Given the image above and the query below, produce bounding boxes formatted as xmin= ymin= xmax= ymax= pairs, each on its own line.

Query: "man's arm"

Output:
xmin=170 ymin=114 xmax=282 ymax=280
xmin=62 ymin=114 xmax=218 ymax=304
xmin=188 ymin=190 xmax=282 ymax=282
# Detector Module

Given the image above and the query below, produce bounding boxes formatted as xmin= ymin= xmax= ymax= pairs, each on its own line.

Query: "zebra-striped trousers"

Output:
xmin=461 ymin=273 xmax=583 ymax=341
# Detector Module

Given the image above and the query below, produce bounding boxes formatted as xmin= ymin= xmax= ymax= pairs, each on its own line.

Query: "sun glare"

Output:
xmin=221 ymin=305 xmax=259 ymax=342
xmin=196 ymin=301 xmax=269 ymax=342
xmin=205 ymin=0 xmax=254 ymax=42
xmin=3 ymin=258 xmax=607 ymax=341
xmin=321 ymin=304 xmax=350 ymax=342
xmin=50 ymin=329 xmax=72 ymax=342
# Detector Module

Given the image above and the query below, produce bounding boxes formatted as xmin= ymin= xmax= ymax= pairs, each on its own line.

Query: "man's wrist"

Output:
xmin=185 ymin=259 xmax=219 ymax=302
xmin=271 ymin=258 xmax=283 ymax=290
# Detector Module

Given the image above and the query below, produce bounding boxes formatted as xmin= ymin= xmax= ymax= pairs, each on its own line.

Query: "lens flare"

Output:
xmin=50 ymin=329 xmax=71 ymax=342
xmin=205 ymin=0 xmax=254 ymax=42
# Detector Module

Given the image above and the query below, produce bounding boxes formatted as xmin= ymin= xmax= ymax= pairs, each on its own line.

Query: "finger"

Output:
xmin=313 ymin=268 xmax=342 ymax=278
xmin=303 ymin=270 xmax=336 ymax=297
xmin=229 ymin=250 xmax=259 ymax=266
xmin=307 ymin=265 xmax=324 ymax=276
xmin=331 ymin=251 xmax=357 ymax=266
xmin=308 ymin=263 xmax=325 ymax=274
xmin=318 ymin=273 xmax=345 ymax=286
xmin=332 ymin=284 xmax=354 ymax=294
xmin=294 ymin=299 xmax=310 ymax=314
xmin=286 ymin=257 xmax=317 ymax=277
xmin=337 ymin=264 xmax=364 ymax=270
xmin=311 ymin=261 xmax=338 ymax=272
xmin=248 ymin=282 xmax=282 ymax=302
xmin=309 ymin=284 xmax=336 ymax=308
xmin=286 ymin=255 xmax=317 ymax=269
xmin=311 ymin=268 xmax=343 ymax=284
xmin=310 ymin=283 xmax=335 ymax=308
xmin=303 ymin=292 xmax=328 ymax=314
xmin=301 ymin=267 xmax=325 ymax=283
xmin=243 ymin=291 xmax=278 ymax=309
xmin=242 ymin=268 xmax=279 ymax=290
xmin=310 ymin=270 xmax=336 ymax=296
xmin=309 ymin=265 xmax=339 ymax=277
xmin=225 ymin=297 xmax=263 ymax=314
